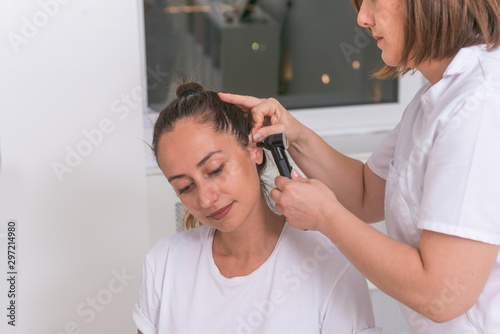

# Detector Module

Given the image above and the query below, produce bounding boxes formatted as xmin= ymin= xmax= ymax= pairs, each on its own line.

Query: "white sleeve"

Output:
xmin=418 ymin=93 xmax=500 ymax=245
xmin=133 ymin=257 xmax=160 ymax=334
xmin=321 ymin=265 xmax=381 ymax=334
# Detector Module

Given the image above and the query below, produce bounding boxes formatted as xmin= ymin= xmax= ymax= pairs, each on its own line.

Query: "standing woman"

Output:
xmin=220 ymin=0 xmax=500 ymax=332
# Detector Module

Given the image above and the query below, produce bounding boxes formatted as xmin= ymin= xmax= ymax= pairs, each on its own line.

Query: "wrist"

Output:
xmin=319 ymin=202 xmax=351 ymax=244
xmin=288 ymin=124 xmax=313 ymax=155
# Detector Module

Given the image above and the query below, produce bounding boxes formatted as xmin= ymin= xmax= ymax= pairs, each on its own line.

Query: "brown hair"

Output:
xmin=152 ymin=82 xmax=269 ymax=230
xmin=351 ymin=0 xmax=500 ymax=78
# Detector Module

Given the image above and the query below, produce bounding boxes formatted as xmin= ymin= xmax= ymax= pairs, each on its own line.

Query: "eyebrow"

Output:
xmin=167 ymin=150 xmax=222 ymax=183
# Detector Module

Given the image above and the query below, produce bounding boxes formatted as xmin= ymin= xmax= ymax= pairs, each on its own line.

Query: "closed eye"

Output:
xmin=209 ymin=164 xmax=224 ymax=176
xmin=178 ymin=183 xmax=193 ymax=195
xmin=177 ymin=164 xmax=224 ymax=195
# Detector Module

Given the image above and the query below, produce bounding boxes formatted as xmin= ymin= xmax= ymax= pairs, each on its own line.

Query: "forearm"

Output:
xmin=288 ymin=126 xmax=375 ymax=221
xmin=320 ymin=205 xmax=484 ymax=322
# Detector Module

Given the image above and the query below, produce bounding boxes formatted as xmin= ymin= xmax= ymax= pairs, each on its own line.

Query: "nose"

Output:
xmin=357 ymin=0 xmax=375 ymax=28
xmin=197 ymin=181 xmax=218 ymax=209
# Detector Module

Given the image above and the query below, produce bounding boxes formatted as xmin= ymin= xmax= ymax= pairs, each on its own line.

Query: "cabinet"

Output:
xmin=185 ymin=4 xmax=281 ymax=97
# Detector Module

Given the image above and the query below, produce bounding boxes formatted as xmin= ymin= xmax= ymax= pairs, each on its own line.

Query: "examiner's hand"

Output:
xmin=218 ymin=93 xmax=303 ymax=144
xmin=271 ymin=169 xmax=342 ymax=233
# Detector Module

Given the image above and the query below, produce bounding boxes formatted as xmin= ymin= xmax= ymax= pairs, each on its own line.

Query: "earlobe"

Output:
xmin=254 ymin=146 xmax=264 ymax=165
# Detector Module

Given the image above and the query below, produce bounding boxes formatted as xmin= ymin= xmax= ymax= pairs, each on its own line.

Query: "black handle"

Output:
xmin=272 ymin=147 xmax=292 ymax=179
xmin=257 ymin=133 xmax=293 ymax=179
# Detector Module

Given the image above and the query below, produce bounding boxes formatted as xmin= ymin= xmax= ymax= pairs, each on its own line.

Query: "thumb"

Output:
xmin=252 ymin=123 xmax=286 ymax=142
xmin=290 ymin=169 xmax=302 ymax=179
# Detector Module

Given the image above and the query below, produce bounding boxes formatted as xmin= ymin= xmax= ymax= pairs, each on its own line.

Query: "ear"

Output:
xmin=248 ymin=133 xmax=264 ymax=165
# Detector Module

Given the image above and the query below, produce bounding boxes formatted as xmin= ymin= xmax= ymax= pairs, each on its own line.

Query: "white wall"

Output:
xmin=0 ymin=1 xmax=150 ymax=333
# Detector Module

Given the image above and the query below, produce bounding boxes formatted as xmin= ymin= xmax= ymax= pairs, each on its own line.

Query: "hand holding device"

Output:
xmin=257 ymin=133 xmax=293 ymax=179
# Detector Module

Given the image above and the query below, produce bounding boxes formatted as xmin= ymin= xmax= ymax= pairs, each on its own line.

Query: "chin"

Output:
xmin=381 ymin=51 xmax=402 ymax=68
xmin=211 ymin=220 xmax=241 ymax=233
xmin=382 ymin=57 xmax=398 ymax=67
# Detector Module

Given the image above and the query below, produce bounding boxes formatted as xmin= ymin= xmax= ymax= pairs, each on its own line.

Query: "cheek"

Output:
xmin=231 ymin=159 xmax=260 ymax=185
xmin=179 ymin=195 xmax=212 ymax=226
xmin=381 ymin=30 xmax=405 ymax=65
xmin=178 ymin=194 xmax=198 ymax=215
xmin=220 ymin=163 xmax=260 ymax=206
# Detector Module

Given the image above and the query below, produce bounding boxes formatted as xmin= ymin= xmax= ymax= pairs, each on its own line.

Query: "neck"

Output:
xmin=213 ymin=204 xmax=285 ymax=259
xmin=415 ymin=57 xmax=455 ymax=85
xmin=211 ymin=197 xmax=286 ymax=278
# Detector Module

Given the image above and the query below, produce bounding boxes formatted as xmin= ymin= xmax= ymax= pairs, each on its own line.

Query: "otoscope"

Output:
xmin=256 ymin=133 xmax=293 ymax=179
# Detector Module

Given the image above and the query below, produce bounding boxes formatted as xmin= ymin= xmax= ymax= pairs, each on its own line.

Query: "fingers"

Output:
xmin=249 ymin=98 xmax=289 ymax=141
xmin=290 ymin=169 xmax=301 ymax=179
xmin=271 ymin=176 xmax=302 ymax=227
xmin=274 ymin=175 xmax=292 ymax=191
xmin=250 ymin=98 xmax=284 ymax=125
xmin=272 ymin=173 xmax=309 ymax=211
xmin=269 ymin=177 xmax=286 ymax=210
xmin=252 ymin=123 xmax=286 ymax=142
xmin=219 ymin=93 xmax=289 ymax=141
xmin=218 ymin=92 xmax=263 ymax=111
xmin=219 ymin=92 xmax=268 ymax=135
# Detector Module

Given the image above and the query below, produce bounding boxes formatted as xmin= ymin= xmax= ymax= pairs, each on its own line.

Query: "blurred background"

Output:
xmin=0 ymin=0 xmax=424 ymax=333
xmin=144 ymin=0 xmax=398 ymax=110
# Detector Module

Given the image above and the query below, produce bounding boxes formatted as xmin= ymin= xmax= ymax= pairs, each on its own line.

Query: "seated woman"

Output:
xmin=133 ymin=82 xmax=380 ymax=334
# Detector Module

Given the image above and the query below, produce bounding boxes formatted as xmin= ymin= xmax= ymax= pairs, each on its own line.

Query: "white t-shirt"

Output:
xmin=133 ymin=224 xmax=381 ymax=334
xmin=368 ymin=45 xmax=500 ymax=333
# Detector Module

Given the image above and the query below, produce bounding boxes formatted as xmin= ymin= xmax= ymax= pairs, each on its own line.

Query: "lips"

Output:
xmin=208 ymin=202 xmax=234 ymax=220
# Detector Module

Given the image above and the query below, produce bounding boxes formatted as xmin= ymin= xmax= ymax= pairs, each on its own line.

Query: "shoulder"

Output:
xmin=145 ymin=225 xmax=211 ymax=265
xmin=279 ymin=226 xmax=370 ymax=300
xmin=283 ymin=226 xmax=345 ymax=258
xmin=281 ymin=226 xmax=352 ymax=275
xmin=422 ymin=46 xmax=500 ymax=130
xmin=479 ymin=45 xmax=500 ymax=74
xmin=443 ymin=46 xmax=500 ymax=100
xmin=477 ymin=46 xmax=500 ymax=103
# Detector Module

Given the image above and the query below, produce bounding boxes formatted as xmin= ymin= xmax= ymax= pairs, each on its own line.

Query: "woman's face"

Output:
xmin=157 ymin=120 xmax=264 ymax=233
xmin=357 ymin=0 xmax=405 ymax=67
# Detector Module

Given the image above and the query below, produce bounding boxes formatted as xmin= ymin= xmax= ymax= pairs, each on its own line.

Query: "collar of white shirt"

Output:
xmin=443 ymin=44 xmax=486 ymax=77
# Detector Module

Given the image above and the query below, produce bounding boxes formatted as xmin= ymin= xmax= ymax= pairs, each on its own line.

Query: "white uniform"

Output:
xmin=368 ymin=45 xmax=500 ymax=333
xmin=133 ymin=224 xmax=381 ymax=334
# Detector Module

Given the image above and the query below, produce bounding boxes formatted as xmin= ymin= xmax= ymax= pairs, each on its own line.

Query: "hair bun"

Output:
xmin=176 ymin=82 xmax=205 ymax=98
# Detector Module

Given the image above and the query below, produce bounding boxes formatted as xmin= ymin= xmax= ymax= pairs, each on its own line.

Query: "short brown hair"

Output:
xmin=351 ymin=0 xmax=500 ymax=78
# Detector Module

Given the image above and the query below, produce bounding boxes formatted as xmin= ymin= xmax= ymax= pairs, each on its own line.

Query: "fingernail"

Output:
xmin=291 ymin=169 xmax=300 ymax=178
xmin=253 ymin=132 xmax=263 ymax=141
